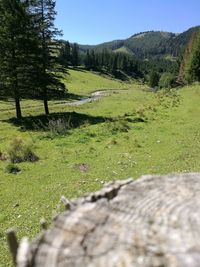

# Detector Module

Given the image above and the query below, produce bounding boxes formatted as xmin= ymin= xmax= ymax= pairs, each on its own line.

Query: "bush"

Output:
xmin=0 ymin=151 xmax=7 ymax=161
xmin=7 ymin=137 xmax=39 ymax=163
xmin=5 ymin=163 xmax=21 ymax=174
xmin=159 ymin=72 xmax=176 ymax=89
xmin=149 ymin=71 xmax=160 ymax=88
xmin=108 ymin=120 xmax=130 ymax=134
xmin=135 ymin=107 xmax=147 ymax=121
xmin=46 ymin=117 xmax=71 ymax=136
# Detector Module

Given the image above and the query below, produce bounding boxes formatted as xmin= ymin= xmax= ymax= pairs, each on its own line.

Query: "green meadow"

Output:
xmin=1 ymin=69 xmax=200 ymax=266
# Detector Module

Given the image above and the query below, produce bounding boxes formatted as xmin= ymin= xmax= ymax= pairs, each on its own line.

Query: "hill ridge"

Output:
xmin=78 ymin=26 xmax=200 ymax=59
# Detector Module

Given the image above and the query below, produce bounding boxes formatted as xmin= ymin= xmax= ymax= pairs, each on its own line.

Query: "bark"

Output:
xmin=41 ymin=0 xmax=49 ymax=116
xmin=43 ymin=96 xmax=49 ymax=115
xmin=15 ymin=97 xmax=22 ymax=119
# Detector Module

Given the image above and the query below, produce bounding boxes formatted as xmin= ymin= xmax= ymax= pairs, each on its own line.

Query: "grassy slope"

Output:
xmin=63 ymin=68 xmax=129 ymax=95
xmin=0 ymin=69 xmax=200 ymax=266
xmin=114 ymin=46 xmax=133 ymax=54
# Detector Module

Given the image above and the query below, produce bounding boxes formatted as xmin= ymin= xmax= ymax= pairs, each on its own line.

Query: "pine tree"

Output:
xmin=112 ymin=54 xmax=118 ymax=74
xmin=122 ymin=56 xmax=128 ymax=72
xmin=59 ymin=41 xmax=71 ymax=67
xmin=32 ymin=0 xmax=65 ymax=115
xmin=177 ymin=31 xmax=197 ymax=84
xmin=185 ymin=30 xmax=200 ymax=82
xmin=149 ymin=71 xmax=160 ymax=88
xmin=0 ymin=0 xmax=39 ymax=118
xmin=90 ymin=50 xmax=96 ymax=70
xmin=84 ymin=50 xmax=91 ymax=69
xmin=71 ymin=43 xmax=79 ymax=66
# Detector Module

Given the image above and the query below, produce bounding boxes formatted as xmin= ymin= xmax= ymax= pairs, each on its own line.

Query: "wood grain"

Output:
xmin=15 ymin=173 xmax=200 ymax=267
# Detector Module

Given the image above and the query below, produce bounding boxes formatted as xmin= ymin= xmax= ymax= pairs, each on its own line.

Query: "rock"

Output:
xmin=78 ymin=163 xmax=90 ymax=173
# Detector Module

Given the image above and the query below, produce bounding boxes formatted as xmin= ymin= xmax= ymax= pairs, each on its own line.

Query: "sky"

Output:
xmin=55 ymin=0 xmax=200 ymax=45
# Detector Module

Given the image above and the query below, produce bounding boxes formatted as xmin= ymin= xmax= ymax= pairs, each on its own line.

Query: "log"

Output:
xmin=16 ymin=173 xmax=200 ymax=267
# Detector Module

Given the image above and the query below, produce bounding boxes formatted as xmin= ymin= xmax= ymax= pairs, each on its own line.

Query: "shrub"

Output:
xmin=108 ymin=120 xmax=130 ymax=134
xmin=135 ymin=107 xmax=147 ymax=121
xmin=7 ymin=137 xmax=39 ymax=163
xmin=5 ymin=163 xmax=21 ymax=174
xmin=159 ymin=72 xmax=176 ymax=89
xmin=156 ymin=88 xmax=180 ymax=108
xmin=46 ymin=117 xmax=71 ymax=136
xmin=149 ymin=71 xmax=160 ymax=88
xmin=0 ymin=151 xmax=7 ymax=161
xmin=134 ymin=139 xmax=142 ymax=148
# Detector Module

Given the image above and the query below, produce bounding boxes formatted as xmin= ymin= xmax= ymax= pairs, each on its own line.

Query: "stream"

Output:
xmin=66 ymin=90 xmax=122 ymax=106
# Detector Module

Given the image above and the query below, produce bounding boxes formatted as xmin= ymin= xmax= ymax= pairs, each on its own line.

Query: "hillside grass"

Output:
xmin=0 ymin=68 xmax=200 ymax=266
xmin=114 ymin=46 xmax=133 ymax=54
xmin=63 ymin=68 xmax=130 ymax=95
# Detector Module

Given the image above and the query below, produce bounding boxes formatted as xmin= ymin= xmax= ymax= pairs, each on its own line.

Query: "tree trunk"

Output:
xmin=40 ymin=0 xmax=49 ymax=116
xmin=43 ymin=98 xmax=49 ymax=115
xmin=43 ymin=87 xmax=49 ymax=115
xmin=15 ymin=97 xmax=22 ymax=119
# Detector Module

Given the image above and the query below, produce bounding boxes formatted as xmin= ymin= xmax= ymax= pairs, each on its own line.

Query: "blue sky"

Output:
xmin=55 ymin=0 xmax=200 ymax=45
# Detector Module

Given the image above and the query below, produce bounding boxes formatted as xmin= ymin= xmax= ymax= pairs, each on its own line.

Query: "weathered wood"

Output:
xmin=6 ymin=229 xmax=18 ymax=266
xmin=16 ymin=237 xmax=30 ymax=267
xmin=16 ymin=173 xmax=200 ymax=267
xmin=60 ymin=196 xmax=74 ymax=210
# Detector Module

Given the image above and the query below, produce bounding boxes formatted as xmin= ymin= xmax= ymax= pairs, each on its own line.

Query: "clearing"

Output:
xmin=0 ymin=69 xmax=200 ymax=266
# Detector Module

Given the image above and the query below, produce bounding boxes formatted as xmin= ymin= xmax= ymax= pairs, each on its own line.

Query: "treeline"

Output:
xmin=148 ymin=27 xmax=200 ymax=89
xmin=0 ymin=0 xmax=65 ymax=119
xmin=144 ymin=59 xmax=179 ymax=89
xmin=59 ymin=42 xmax=142 ymax=78
xmin=84 ymin=50 xmax=141 ymax=78
xmin=59 ymin=42 xmax=178 ymax=81
xmin=184 ymin=29 xmax=200 ymax=83
xmin=58 ymin=41 xmax=80 ymax=67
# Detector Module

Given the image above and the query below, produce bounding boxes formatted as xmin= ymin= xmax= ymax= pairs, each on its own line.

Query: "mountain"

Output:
xmin=79 ymin=26 xmax=200 ymax=60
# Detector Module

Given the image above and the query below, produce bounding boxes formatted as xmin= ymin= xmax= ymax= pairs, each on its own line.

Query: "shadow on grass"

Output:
xmin=5 ymin=112 xmax=112 ymax=132
xmin=0 ymin=93 xmax=87 ymax=114
xmin=36 ymin=92 xmax=87 ymax=101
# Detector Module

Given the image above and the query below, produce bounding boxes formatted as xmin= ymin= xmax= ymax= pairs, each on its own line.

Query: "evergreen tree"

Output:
xmin=159 ymin=72 xmax=176 ymax=89
xmin=84 ymin=50 xmax=91 ymax=69
xmin=103 ymin=49 xmax=111 ymax=70
xmin=0 ymin=0 xmax=39 ymax=118
xmin=82 ymin=49 xmax=141 ymax=78
xmin=71 ymin=43 xmax=79 ymax=66
xmin=122 ymin=56 xmax=128 ymax=72
xmin=59 ymin=41 xmax=71 ymax=67
xmin=32 ymin=0 xmax=65 ymax=115
xmin=90 ymin=50 xmax=96 ymax=70
xmin=185 ymin=30 xmax=200 ymax=82
xmin=149 ymin=71 xmax=160 ymax=88
xmin=112 ymin=54 xmax=118 ymax=74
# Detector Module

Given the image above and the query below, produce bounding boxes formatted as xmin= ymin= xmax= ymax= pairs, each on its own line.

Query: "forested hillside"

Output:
xmin=57 ymin=26 xmax=199 ymax=88
xmin=79 ymin=26 xmax=200 ymax=59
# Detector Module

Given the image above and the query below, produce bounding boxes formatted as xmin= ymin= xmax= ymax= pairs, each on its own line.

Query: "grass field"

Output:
xmin=0 ymin=69 xmax=200 ymax=266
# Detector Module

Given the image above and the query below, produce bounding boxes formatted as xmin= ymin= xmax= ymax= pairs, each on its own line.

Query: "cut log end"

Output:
xmin=12 ymin=173 xmax=200 ymax=267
